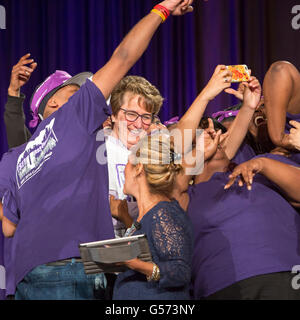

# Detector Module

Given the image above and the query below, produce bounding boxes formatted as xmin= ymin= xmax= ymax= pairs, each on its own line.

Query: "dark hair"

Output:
xmin=245 ymin=125 xmax=275 ymax=154
xmin=223 ymin=102 xmax=243 ymax=112
xmin=211 ymin=103 xmax=274 ymax=154
xmin=213 ymin=102 xmax=243 ymax=123
xmin=224 ymin=103 xmax=274 ymax=154
xmin=199 ymin=117 xmax=227 ymax=133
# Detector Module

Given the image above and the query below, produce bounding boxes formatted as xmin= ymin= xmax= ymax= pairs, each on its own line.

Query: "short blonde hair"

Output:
xmin=130 ymin=133 xmax=182 ymax=198
xmin=110 ymin=76 xmax=164 ymax=116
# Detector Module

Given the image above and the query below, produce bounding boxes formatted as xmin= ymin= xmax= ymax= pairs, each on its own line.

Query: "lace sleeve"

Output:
xmin=151 ymin=204 xmax=193 ymax=289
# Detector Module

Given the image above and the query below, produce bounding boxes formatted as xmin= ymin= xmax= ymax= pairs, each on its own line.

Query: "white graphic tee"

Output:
xmin=105 ymin=135 xmax=138 ymax=237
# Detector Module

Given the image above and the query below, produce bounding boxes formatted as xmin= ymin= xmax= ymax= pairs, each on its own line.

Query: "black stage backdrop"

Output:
xmin=0 ymin=0 xmax=300 ymax=299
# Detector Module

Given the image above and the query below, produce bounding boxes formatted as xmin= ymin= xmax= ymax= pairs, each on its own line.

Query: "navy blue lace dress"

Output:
xmin=113 ymin=200 xmax=193 ymax=300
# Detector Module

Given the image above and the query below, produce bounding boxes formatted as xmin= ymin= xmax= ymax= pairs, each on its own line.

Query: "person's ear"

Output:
xmin=135 ymin=163 xmax=144 ymax=177
xmin=47 ymin=97 xmax=59 ymax=108
xmin=111 ymin=114 xmax=116 ymax=123
xmin=42 ymin=97 xmax=59 ymax=118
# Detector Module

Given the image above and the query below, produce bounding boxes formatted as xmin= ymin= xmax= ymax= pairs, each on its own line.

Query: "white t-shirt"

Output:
xmin=105 ymin=135 xmax=139 ymax=237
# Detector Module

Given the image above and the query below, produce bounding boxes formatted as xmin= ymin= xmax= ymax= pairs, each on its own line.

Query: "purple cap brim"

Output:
xmin=211 ymin=110 xmax=239 ymax=122
xmin=29 ymin=70 xmax=93 ymax=128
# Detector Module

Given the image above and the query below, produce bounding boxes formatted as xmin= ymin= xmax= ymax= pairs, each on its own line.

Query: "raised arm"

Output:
xmin=92 ymin=0 xmax=194 ymax=99
xmin=174 ymin=65 xmax=232 ymax=154
xmin=224 ymin=157 xmax=300 ymax=206
xmin=4 ymin=54 xmax=36 ymax=148
xmin=173 ymin=121 xmax=225 ymax=211
xmin=263 ymin=61 xmax=300 ymax=150
xmin=4 ymin=95 xmax=32 ymax=148
xmin=222 ymin=77 xmax=261 ymax=159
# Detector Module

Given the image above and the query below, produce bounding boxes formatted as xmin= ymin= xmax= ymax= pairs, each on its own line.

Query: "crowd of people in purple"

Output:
xmin=0 ymin=0 xmax=300 ymax=300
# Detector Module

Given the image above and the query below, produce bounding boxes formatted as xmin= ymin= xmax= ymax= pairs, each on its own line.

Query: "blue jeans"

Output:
xmin=15 ymin=260 xmax=106 ymax=300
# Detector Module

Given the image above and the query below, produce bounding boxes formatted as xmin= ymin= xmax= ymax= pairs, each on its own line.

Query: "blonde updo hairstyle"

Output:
xmin=130 ymin=133 xmax=183 ymax=199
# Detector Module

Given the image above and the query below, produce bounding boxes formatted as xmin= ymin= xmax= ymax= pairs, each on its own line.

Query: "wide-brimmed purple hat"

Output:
xmin=29 ymin=70 xmax=93 ymax=128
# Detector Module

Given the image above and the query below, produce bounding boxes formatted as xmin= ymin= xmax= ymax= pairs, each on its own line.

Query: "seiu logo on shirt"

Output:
xmin=16 ymin=118 xmax=58 ymax=189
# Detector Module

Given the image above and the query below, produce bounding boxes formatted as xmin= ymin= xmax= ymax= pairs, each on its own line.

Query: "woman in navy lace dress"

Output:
xmin=112 ymin=134 xmax=193 ymax=300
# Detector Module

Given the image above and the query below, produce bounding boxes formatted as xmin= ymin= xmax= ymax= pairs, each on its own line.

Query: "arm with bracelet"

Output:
xmin=123 ymin=204 xmax=193 ymax=287
xmin=92 ymin=0 xmax=194 ymax=100
xmin=149 ymin=205 xmax=192 ymax=288
xmin=113 ymin=1 xmax=194 ymax=286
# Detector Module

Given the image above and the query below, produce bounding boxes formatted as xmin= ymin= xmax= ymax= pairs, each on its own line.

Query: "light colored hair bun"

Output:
xmin=131 ymin=133 xmax=182 ymax=198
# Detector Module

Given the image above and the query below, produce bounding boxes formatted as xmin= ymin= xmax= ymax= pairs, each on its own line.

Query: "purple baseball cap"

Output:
xmin=29 ymin=70 xmax=93 ymax=128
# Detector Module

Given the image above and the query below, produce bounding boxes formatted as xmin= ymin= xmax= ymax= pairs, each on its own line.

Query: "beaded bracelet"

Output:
xmin=151 ymin=4 xmax=170 ymax=23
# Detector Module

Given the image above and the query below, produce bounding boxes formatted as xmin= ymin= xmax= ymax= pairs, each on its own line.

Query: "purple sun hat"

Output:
xmin=29 ymin=70 xmax=93 ymax=128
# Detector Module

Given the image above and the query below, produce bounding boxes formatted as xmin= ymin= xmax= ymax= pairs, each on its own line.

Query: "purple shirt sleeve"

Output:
xmin=66 ymin=79 xmax=112 ymax=135
xmin=253 ymin=152 xmax=300 ymax=166
xmin=0 ymin=151 xmax=19 ymax=225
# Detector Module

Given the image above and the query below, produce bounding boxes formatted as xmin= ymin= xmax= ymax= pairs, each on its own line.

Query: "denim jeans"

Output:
xmin=15 ymin=259 xmax=107 ymax=300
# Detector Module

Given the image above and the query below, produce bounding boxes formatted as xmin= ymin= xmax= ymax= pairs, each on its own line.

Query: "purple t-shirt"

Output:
xmin=0 ymin=79 xmax=115 ymax=294
xmin=188 ymin=154 xmax=300 ymax=298
xmin=2 ymin=238 xmax=14 ymax=296
xmin=231 ymin=141 xmax=256 ymax=165
xmin=285 ymin=112 xmax=300 ymax=132
xmin=0 ymin=232 xmax=5 ymax=299
xmin=0 ymin=149 xmax=18 ymax=296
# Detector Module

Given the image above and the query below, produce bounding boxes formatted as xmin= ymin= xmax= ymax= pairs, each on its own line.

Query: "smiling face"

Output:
xmin=248 ymin=102 xmax=267 ymax=138
xmin=199 ymin=118 xmax=227 ymax=162
xmin=217 ymin=101 xmax=274 ymax=153
xmin=112 ymin=92 xmax=153 ymax=150
xmin=248 ymin=103 xmax=275 ymax=153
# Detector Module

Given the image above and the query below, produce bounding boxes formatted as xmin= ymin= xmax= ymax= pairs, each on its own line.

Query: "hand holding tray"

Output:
xmin=79 ymin=234 xmax=152 ymax=274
